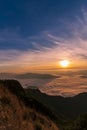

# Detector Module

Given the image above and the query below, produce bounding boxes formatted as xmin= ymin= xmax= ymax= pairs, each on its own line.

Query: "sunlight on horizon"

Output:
xmin=59 ymin=60 xmax=71 ymax=68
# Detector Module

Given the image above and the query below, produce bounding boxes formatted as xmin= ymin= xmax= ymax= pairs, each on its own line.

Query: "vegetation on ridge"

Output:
xmin=0 ymin=80 xmax=59 ymax=130
xmin=0 ymin=80 xmax=87 ymax=130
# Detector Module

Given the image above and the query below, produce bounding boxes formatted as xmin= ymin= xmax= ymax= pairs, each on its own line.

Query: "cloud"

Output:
xmin=0 ymin=9 xmax=87 ymax=71
xmin=40 ymin=74 xmax=87 ymax=97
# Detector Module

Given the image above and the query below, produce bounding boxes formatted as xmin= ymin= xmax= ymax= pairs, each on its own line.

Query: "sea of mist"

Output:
xmin=0 ymin=69 xmax=87 ymax=97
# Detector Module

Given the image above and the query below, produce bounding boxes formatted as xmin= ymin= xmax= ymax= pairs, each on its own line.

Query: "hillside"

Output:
xmin=64 ymin=113 xmax=87 ymax=130
xmin=25 ymin=88 xmax=87 ymax=119
xmin=1 ymin=80 xmax=87 ymax=130
xmin=0 ymin=80 xmax=59 ymax=130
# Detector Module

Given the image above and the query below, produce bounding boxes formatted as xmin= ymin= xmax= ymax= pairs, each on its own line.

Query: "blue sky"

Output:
xmin=0 ymin=0 xmax=86 ymax=48
xmin=0 ymin=0 xmax=87 ymax=72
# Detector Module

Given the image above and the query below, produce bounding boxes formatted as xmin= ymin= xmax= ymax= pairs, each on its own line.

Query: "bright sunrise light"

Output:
xmin=59 ymin=60 xmax=70 ymax=68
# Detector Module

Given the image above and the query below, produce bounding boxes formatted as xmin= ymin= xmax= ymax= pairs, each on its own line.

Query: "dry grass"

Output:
xmin=0 ymin=83 xmax=59 ymax=130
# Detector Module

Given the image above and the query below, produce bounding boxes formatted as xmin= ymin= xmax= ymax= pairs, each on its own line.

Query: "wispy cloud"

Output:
xmin=0 ymin=9 xmax=87 ymax=72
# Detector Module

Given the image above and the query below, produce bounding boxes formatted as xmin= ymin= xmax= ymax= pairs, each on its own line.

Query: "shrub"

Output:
xmin=0 ymin=96 xmax=11 ymax=105
xmin=22 ymin=112 xmax=30 ymax=121
xmin=30 ymin=112 xmax=37 ymax=121
xmin=35 ymin=124 xmax=42 ymax=130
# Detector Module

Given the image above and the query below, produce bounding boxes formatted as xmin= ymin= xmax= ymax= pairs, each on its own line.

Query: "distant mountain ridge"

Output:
xmin=15 ymin=73 xmax=59 ymax=79
xmin=0 ymin=72 xmax=59 ymax=79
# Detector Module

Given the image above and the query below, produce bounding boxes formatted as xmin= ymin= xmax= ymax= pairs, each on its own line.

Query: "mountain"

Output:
xmin=0 ymin=72 xmax=59 ymax=79
xmin=1 ymin=79 xmax=87 ymax=130
xmin=0 ymin=73 xmax=17 ymax=79
xmin=15 ymin=73 xmax=59 ymax=79
xmin=0 ymin=80 xmax=59 ymax=130
xmin=25 ymin=88 xmax=87 ymax=119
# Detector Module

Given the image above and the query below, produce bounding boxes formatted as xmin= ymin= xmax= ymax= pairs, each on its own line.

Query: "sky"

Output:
xmin=0 ymin=0 xmax=87 ymax=73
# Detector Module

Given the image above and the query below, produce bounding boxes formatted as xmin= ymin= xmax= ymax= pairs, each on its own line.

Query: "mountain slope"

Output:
xmin=0 ymin=80 xmax=59 ymax=130
xmin=25 ymin=88 xmax=87 ymax=119
xmin=64 ymin=113 xmax=87 ymax=130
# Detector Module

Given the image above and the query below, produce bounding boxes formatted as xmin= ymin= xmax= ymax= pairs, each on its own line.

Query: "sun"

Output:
xmin=59 ymin=60 xmax=70 ymax=68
